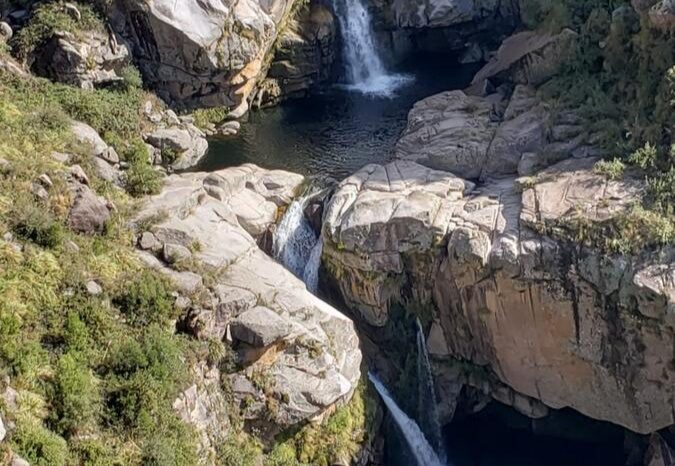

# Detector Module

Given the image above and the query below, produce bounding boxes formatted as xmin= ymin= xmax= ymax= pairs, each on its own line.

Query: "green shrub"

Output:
xmin=192 ymin=106 xmax=229 ymax=130
xmin=9 ymin=199 xmax=64 ymax=248
xmin=13 ymin=1 xmax=104 ymax=59
xmin=112 ymin=271 xmax=175 ymax=326
xmin=11 ymin=421 xmax=69 ymax=466
xmin=593 ymin=158 xmax=625 ymax=180
xmin=123 ymin=138 xmax=163 ymax=196
xmin=51 ymin=352 xmax=100 ymax=435
xmin=118 ymin=65 xmax=143 ymax=90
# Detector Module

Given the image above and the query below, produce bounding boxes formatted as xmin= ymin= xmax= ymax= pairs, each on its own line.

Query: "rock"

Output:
xmin=63 ymin=3 xmax=82 ymax=21
xmin=68 ymin=185 xmax=111 ymax=234
xmin=230 ymin=306 xmax=293 ymax=348
xmin=0 ymin=21 xmax=12 ymax=40
xmin=459 ymin=41 xmax=484 ymax=64
xmin=649 ymin=0 xmax=675 ymax=29
xmin=163 ymin=243 xmax=192 ymax=264
xmin=92 ymin=157 xmax=121 ymax=184
xmin=10 ymin=456 xmax=30 ymax=466
xmin=173 ymin=363 xmax=230 ymax=461
xmin=145 ymin=127 xmax=208 ymax=169
xmin=37 ymin=174 xmax=53 ymax=188
xmin=217 ymin=121 xmax=240 ymax=136
xmin=68 ymin=164 xmax=90 ymax=185
xmin=108 ymin=0 xmax=302 ymax=110
xmin=139 ymin=231 xmax=159 ymax=250
xmin=30 ymin=182 xmax=48 ymax=200
xmin=71 ymin=121 xmax=108 ymax=156
xmin=100 ymin=147 xmax=120 ymax=164
xmin=0 ymin=157 xmax=11 ymax=174
xmin=323 ymin=158 xmax=675 ymax=434
xmin=135 ymin=163 xmax=361 ymax=439
xmin=394 ymin=91 xmax=499 ymax=179
xmin=0 ymin=414 xmax=5 ymax=442
xmin=85 ymin=280 xmax=102 ymax=295
xmin=471 ymin=29 xmax=578 ymax=87
xmin=30 ymin=29 xmax=130 ymax=89
xmin=644 ymin=433 xmax=675 ymax=466
xmin=254 ymin=4 xmax=336 ymax=107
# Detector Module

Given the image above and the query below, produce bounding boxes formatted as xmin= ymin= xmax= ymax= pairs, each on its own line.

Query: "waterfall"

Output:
xmin=369 ymin=373 xmax=446 ymax=466
xmin=333 ymin=0 xmax=411 ymax=95
xmin=416 ymin=320 xmax=447 ymax=463
xmin=274 ymin=194 xmax=322 ymax=293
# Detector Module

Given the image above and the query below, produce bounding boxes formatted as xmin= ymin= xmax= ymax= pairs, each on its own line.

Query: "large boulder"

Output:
xmin=395 ymin=85 xmax=594 ymax=180
xmin=145 ymin=126 xmax=209 ymax=170
xmin=108 ymin=0 xmax=300 ymax=111
xmin=322 ymin=158 xmax=675 ymax=435
xmin=30 ymin=29 xmax=131 ymax=89
xmin=135 ymin=164 xmax=361 ymax=443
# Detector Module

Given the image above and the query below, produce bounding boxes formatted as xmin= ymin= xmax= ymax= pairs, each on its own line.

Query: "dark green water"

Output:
xmin=195 ymin=54 xmax=480 ymax=180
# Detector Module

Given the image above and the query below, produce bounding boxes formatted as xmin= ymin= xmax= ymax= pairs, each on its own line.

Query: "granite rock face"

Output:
xmin=322 ymin=158 xmax=675 ymax=435
xmin=135 ymin=164 xmax=361 ymax=447
xmin=108 ymin=0 xmax=300 ymax=111
xmin=254 ymin=3 xmax=336 ymax=107
xmin=395 ymin=84 xmax=597 ymax=180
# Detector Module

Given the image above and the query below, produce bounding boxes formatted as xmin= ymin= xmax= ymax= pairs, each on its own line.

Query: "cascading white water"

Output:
xmin=273 ymin=194 xmax=322 ymax=293
xmin=369 ymin=373 xmax=446 ymax=466
xmin=333 ymin=0 xmax=411 ymax=95
xmin=416 ymin=320 xmax=448 ymax=463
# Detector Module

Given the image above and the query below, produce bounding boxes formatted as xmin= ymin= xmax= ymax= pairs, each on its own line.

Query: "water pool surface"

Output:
xmin=195 ymin=56 xmax=480 ymax=180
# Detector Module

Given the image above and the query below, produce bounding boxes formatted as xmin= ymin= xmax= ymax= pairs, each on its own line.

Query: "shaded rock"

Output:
xmin=254 ymin=3 xmax=336 ymax=107
xmin=644 ymin=433 xmax=675 ymax=466
xmin=649 ymin=0 xmax=675 ymax=29
xmin=68 ymin=185 xmax=111 ymax=234
xmin=0 ymin=21 xmax=12 ymax=40
xmin=68 ymin=164 xmax=89 ymax=185
xmin=471 ymin=29 xmax=578 ymax=87
xmin=30 ymin=29 xmax=130 ymax=89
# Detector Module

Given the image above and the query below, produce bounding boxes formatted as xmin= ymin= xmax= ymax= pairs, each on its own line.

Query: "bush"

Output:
xmin=192 ymin=106 xmax=229 ymax=130
xmin=13 ymin=1 xmax=104 ymax=59
xmin=118 ymin=65 xmax=143 ymax=90
xmin=51 ymin=353 xmax=99 ymax=435
xmin=122 ymin=138 xmax=163 ymax=197
xmin=593 ymin=158 xmax=625 ymax=180
xmin=11 ymin=421 xmax=69 ymax=466
xmin=112 ymin=271 xmax=175 ymax=326
xmin=9 ymin=199 xmax=64 ymax=248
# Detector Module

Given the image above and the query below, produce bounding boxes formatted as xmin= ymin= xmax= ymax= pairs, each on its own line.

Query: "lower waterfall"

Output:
xmin=369 ymin=373 xmax=446 ymax=466
xmin=417 ymin=320 xmax=447 ymax=462
xmin=273 ymin=194 xmax=322 ymax=293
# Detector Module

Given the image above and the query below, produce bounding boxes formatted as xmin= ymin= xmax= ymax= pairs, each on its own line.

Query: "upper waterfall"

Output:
xmin=333 ymin=0 xmax=410 ymax=96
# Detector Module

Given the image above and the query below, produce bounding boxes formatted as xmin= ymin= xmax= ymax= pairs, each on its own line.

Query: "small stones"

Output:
xmin=85 ymin=280 xmax=103 ymax=296
xmin=139 ymin=231 xmax=159 ymax=250
xmin=69 ymin=164 xmax=90 ymax=185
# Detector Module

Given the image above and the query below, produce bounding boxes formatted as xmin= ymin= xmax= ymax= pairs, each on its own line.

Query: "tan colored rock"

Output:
xmin=323 ymin=159 xmax=675 ymax=434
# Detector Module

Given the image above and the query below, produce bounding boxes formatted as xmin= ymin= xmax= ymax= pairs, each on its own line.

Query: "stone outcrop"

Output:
xmin=395 ymin=85 xmax=597 ymax=180
xmin=254 ymin=3 xmax=336 ymax=107
xmin=135 ymin=164 xmax=361 ymax=444
xmin=368 ymin=0 xmax=519 ymax=61
xmin=322 ymin=158 xmax=675 ymax=435
xmin=108 ymin=0 xmax=301 ymax=111
xmin=145 ymin=125 xmax=209 ymax=170
xmin=470 ymin=28 xmax=578 ymax=89
xmin=30 ymin=29 xmax=131 ymax=89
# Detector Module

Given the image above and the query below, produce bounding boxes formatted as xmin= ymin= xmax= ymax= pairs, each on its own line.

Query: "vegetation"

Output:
xmin=520 ymin=0 xmax=675 ymax=250
xmin=0 ymin=11 xmax=195 ymax=457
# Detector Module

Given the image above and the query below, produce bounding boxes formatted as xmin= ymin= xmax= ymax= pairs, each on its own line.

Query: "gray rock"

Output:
xmin=37 ymin=174 xmax=53 ymax=188
xmin=145 ymin=127 xmax=208 ymax=169
xmin=31 ymin=183 xmax=49 ymax=200
xmin=100 ymin=147 xmax=120 ymax=164
xmin=217 ymin=121 xmax=240 ymax=136
xmin=64 ymin=3 xmax=82 ymax=21
xmin=11 ymin=456 xmax=30 ymax=466
xmin=230 ymin=306 xmax=293 ymax=347
xmin=0 ymin=157 xmax=11 ymax=174
xmin=67 ymin=185 xmax=111 ymax=234
xmin=71 ymin=121 xmax=107 ymax=156
xmin=163 ymin=243 xmax=192 ymax=264
xmin=139 ymin=231 xmax=159 ymax=250
xmin=0 ymin=414 xmax=5 ymax=442
xmin=51 ymin=151 xmax=72 ymax=164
